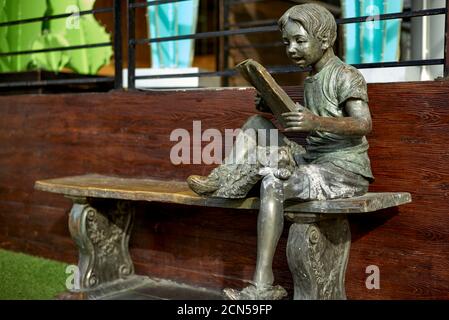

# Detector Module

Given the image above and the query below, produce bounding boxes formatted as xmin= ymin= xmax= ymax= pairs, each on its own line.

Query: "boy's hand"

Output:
xmin=254 ymin=92 xmax=273 ymax=114
xmin=282 ymin=103 xmax=320 ymax=132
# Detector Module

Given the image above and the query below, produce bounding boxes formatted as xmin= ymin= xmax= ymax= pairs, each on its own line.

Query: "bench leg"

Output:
xmin=68 ymin=197 xmax=147 ymax=299
xmin=286 ymin=217 xmax=350 ymax=300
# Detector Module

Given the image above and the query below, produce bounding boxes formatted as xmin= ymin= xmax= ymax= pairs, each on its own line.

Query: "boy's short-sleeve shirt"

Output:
xmin=302 ymin=56 xmax=374 ymax=181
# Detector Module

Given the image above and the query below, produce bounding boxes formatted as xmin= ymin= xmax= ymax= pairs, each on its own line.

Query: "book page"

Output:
xmin=235 ymin=59 xmax=299 ymax=127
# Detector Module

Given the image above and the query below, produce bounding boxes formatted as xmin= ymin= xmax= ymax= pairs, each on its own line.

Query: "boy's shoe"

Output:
xmin=223 ymin=284 xmax=287 ymax=300
xmin=187 ymin=175 xmax=220 ymax=195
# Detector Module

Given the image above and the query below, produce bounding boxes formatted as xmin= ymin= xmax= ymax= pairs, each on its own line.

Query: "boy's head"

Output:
xmin=278 ymin=4 xmax=337 ymax=67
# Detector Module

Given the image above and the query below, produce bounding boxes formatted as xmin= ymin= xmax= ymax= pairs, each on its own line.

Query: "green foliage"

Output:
xmin=0 ymin=0 xmax=112 ymax=74
xmin=46 ymin=0 xmax=113 ymax=74
xmin=31 ymin=32 xmax=71 ymax=72
xmin=0 ymin=0 xmax=10 ymax=72
xmin=3 ymin=0 xmax=46 ymax=72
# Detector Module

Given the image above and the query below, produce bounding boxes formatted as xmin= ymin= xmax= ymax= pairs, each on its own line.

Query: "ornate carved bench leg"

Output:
xmin=286 ymin=216 xmax=351 ymax=300
xmin=67 ymin=197 xmax=148 ymax=299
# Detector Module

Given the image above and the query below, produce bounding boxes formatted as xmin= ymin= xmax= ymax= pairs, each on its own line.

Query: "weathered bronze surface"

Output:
xmin=287 ymin=217 xmax=350 ymax=300
xmin=35 ymin=174 xmax=411 ymax=214
xmin=185 ymin=3 xmax=384 ymax=300
xmin=235 ymin=59 xmax=298 ymax=128
xmin=65 ymin=196 xmax=150 ymax=299
xmin=35 ymin=174 xmax=410 ymax=300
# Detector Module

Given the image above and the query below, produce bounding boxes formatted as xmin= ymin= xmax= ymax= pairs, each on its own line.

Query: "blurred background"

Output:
xmin=0 ymin=0 xmax=446 ymax=93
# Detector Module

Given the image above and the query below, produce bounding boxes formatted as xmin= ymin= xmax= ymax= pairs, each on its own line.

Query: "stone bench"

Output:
xmin=34 ymin=174 xmax=412 ymax=300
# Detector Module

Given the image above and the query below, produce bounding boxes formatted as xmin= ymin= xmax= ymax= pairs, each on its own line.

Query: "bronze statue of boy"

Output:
xmin=187 ymin=3 xmax=374 ymax=299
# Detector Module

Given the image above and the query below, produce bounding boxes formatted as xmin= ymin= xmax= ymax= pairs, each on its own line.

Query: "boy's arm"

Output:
xmin=282 ymin=99 xmax=372 ymax=136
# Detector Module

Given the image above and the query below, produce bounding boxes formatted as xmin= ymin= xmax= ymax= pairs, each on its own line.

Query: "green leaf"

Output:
xmin=0 ymin=0 xmax=10 ymax=72
xmin=31 ymin=32 xmax=70 ymax=72
xmin=47 ymin=0 xmax=112 ymax=74
xmin=4 ymin=0 xmax=47 ymax=72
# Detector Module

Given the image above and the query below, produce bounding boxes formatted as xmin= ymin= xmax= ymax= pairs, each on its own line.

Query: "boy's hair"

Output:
xmin=278 ymin=4 xmax=337 ymax=47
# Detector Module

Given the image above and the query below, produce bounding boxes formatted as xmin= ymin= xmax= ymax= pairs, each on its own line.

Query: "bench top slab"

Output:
xmin=35 ymin=174 xmax=412 ymax=214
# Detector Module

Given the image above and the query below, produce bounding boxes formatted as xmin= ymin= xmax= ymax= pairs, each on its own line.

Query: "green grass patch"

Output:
xmin=0 ymin=249 xmax=69 ymax=300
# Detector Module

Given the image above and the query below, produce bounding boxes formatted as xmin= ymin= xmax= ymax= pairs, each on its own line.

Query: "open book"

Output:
xmin=235 ymin=59 xmax=299 ymax=128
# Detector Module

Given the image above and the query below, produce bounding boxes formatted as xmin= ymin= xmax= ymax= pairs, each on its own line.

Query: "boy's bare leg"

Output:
xmin=223 ymin=174 xmax=288 ymax=300
xmin=254 ymin=174 xmax=284 ymax=286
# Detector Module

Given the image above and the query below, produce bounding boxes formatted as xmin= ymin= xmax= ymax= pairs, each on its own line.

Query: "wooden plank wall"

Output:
xmin=0 ymin=82 xmax=448 ymax=299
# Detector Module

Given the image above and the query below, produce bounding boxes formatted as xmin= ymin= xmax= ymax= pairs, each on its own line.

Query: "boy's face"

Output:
xmin=282 ymin=21 xmax=325 ymax=68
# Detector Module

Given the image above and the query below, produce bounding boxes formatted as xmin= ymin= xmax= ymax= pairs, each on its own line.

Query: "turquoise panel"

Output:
xmin=361 ymin=0 xmax=384 ymax=63
xmin=383 ymin=0 xmax=403 ymax=62
xmin=341 ymin=0 xmax=361 ymax=64
xmin=148 ymin=0 xmax=199 ymax=68
xmin=176 ymin=0 xmax=199 ymax=67
xmin=342 ymin=0 xmax=403 ymax=64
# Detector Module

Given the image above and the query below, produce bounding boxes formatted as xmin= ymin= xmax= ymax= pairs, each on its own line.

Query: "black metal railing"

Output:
xmin=0 ymin=0 xmax=122 ymax=91
xmin=127 ymin=0 xmax=449 ymax=89
xmin=0 ymin=0 xmax=447 ymax=93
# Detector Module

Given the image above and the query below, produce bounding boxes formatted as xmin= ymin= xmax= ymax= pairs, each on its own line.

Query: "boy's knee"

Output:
xmin=260 ymin=174 xmax=284 ymax=197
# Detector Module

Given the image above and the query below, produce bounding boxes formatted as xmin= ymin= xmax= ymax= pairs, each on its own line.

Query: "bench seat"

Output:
xmin=34 ymin=174 xmax=412 ymax=300
xmin=35 ymin=173 xmax=411 ymax=214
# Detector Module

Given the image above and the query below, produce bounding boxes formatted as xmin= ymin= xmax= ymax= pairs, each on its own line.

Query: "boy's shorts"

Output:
xmin=208 ymin=141 xmax=369 ymax=200
xmin=283 ymin=162 xmax=369 ymax=201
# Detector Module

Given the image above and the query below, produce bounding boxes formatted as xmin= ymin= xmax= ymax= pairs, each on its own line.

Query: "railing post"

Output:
xmin=113 ymin=0 xmax=123 ymax=90
xmin=444 ymin=0 xmax=449 ymax=77
xmin=127 ymin=0 xmax=136 ymax=90
xmin=220 ymin=0 xmax=229 ymax=87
